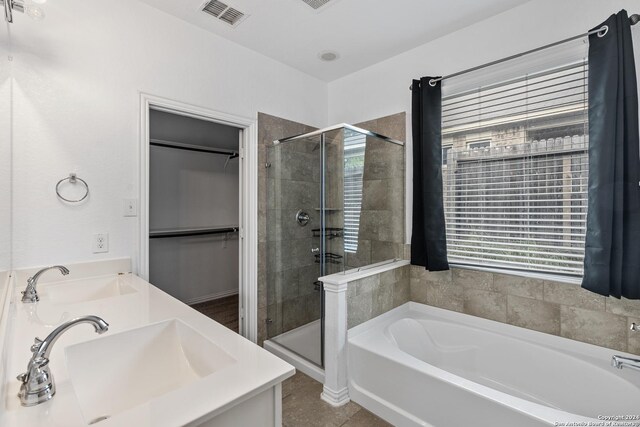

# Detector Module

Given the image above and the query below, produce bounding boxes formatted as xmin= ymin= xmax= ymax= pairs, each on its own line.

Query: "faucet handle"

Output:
xmin=631 ymin=323 xmax=639 ymax=332
xmin=30 ymin=337 xmax=43 ymax=353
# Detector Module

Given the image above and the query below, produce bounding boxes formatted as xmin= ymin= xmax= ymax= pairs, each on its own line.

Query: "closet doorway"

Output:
xmin=139 ymin=94 xmax=258 ymax=341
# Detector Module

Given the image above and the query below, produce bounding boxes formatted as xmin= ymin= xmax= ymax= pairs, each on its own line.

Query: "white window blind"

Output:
xmin=442 ymin=61 xmax=589 ymax=276
xmin=343 ymin=132 xmax=366 ymax=253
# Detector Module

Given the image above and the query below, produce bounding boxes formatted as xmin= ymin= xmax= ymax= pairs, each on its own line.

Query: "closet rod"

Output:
xmin=150 ymin=139 xmax=239 ymax=157
xmin=149 ymin=226 xmax=239 ymax=239
xmin=410 ymin=14 xmax=639 ymax=90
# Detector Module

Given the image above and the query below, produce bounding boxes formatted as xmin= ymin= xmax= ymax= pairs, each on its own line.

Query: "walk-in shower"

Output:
xmin=263 ymin=123 xmax=405 ymax=380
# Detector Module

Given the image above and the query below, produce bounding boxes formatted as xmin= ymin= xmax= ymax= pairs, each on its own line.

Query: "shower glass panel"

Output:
xmin=266 ymin=125 xmax=404 ymax=369
xmin=344 ymin=129 xmax=405 ymax=270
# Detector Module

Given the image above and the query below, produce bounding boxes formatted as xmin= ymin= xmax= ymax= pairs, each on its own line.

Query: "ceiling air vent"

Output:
xmin=299 ymin=0 xmax=333 ymax=10
xmin=201 ymin=0 xmax=246 ymax=26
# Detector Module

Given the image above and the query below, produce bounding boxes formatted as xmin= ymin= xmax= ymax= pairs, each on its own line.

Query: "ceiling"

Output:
xmin=138 ymin=0 xmax=531 ymax=82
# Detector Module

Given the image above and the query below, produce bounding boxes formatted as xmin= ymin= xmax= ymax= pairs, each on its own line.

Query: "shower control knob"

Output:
xmin=296 ymin=209 xmax=310 ymax=226
xmin=311 ymin=248 xmax=320 ymax=253
xmin=631 ymin=323 xmax=639 ymax=332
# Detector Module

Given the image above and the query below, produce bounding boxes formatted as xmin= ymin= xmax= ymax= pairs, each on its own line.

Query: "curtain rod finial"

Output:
xmin=630 ymin=14 xmax=639 ymax=25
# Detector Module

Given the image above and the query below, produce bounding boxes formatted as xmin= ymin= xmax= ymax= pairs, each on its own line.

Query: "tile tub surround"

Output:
xmin=320 ymin=260 xmax=410 ymax=407
xmin=347 ymin=264 xmax=411 ymax=329
xmin=410 ymin=265 xmax=640 ymax=353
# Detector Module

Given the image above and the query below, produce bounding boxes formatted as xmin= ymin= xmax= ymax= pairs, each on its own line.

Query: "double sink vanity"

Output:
xmin=0 ymin=259 xmax=294 ymax=426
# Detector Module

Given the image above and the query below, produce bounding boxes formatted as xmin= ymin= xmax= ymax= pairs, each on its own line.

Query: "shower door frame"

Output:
xmin=138 ymin=92 xmax=259 ymax=343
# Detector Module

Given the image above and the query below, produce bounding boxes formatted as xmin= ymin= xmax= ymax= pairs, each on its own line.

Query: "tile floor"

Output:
xmin=193 ymin=298 xmax=390 ymax=426
xmin=282 ymin=372 xmax=391 ymax=427
xmin=191 ymin=294 xmax=239 ymax=332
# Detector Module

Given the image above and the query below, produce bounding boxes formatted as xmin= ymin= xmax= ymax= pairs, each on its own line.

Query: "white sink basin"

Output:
xmin=65 ymin=319 xmax=236 ymax=423
xmin=41 ymin=276 xmax=137 ymax=304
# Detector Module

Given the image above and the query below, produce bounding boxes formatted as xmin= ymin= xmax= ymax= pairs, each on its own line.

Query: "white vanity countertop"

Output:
xmin=0 ymin=261 xmax=294 ymax=427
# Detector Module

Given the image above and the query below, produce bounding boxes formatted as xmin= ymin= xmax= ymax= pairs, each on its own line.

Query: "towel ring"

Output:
xmin=55 ymin=173 xmax=89 ymax=203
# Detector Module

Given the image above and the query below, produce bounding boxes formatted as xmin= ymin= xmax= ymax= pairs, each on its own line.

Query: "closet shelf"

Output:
xmin=150 ymin=138 xmax=239 ymax=158
xmin=149 ymin=226 xmax=239 ymax=239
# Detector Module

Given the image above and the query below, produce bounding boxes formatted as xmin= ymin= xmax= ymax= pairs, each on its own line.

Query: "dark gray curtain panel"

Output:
xmin=410 ymin=77 xmax=449 ymax=271
xmin=582 ymin=10 xmax=640 ymax=298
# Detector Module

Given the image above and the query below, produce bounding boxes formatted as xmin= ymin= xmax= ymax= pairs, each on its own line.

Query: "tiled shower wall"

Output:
xmin=258 ymin=113 xmax=319 ymax=345
xmin=410 ymin=264 xmax=640 ymax=354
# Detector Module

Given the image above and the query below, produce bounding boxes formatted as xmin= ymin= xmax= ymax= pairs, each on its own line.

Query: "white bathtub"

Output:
xmin=348 ymin=302 xmax=640 ymax=427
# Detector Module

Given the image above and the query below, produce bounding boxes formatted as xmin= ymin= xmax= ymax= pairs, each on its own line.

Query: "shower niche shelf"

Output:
xmin=314 ymin=252 xmax=343 ymax=265
xmin=313 ymin=208 xmax=341 ymax=212
xmin=312 ymin=228 xmax=343 ymax=239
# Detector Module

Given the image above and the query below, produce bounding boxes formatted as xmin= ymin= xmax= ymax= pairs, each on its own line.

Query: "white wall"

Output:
xmin=5 ymin=0 xmax=327 ymax=269
xmin=0 ymin=27 xmax=11 ymax=272
xmin=5 ymin=0 xmax=640 ymax=269
xmin=327 ymin=0 xmax=640 ymax=243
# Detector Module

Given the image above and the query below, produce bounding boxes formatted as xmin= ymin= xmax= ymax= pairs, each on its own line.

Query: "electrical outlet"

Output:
xmin=123 ymin=198 xmax=138 ymax=217
xmin=92 ymin=233 xmax=109 ymax=253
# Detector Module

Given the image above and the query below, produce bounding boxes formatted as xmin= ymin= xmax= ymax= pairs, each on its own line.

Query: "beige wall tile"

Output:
xmin=403 ymin=244 xmax=411 ymax=260
xmin=372 ymin=283 xmax=394 ymax=317
xmin=427 ymin=281 xmax=464 ymax=313
xmin=560 ymin=306 xmax=627 ymax=351
xmin=453 ymin=268 xmax=494 ymax=291
xmin=393 ymin=280 xmax=411 ymax=308
xmin=424 ymin=269 xmax=453 ymax=285
xmin=258 ymin=306 xmax=268 ymax=346
xmin=628 ymin=317 xmax=640 ymax=356
xmin=464 ymin=289 xmax=507 ymax=323
xmin=348 ymin=291 xmax=373 ymax=329
xmin=410 ymin=264 xmax=428 ymax=280
xmin=410 ymin=277 xmax=428 ymax=304
xmin=380 ymin=265 xmax=408 ymax=285
xmin=606 ymin=297 xmax=640 ymax=318
xmin=494 ymin=274 xmax=544 ymax=300
xmin=354 ymin=275 xmax=380 ymax=296
xmin=544 ymin=281 xmax=606 ymax=311
xmin=346 ymin=239 xmax=372 ymax=269
xmin=507 ymin=295 xmax=560 ymax=335
xmin=371 ymin=241 xmax=402 ymax=264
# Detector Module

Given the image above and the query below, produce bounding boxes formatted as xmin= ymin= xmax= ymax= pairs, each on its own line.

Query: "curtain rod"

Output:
xmin=410 ymin=13 xmax=639 ymax=90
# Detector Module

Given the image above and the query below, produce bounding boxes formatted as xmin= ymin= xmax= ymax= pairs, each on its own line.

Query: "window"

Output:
xmin=467 ymin=140 xmax=491 ymax=149
xmin=442 ymin=145 xmax=452 ymax=166
xmin=442 ymin=61 xmax=588 ymax=276
xmin=343 ymin=131 xmax=366 ymax=253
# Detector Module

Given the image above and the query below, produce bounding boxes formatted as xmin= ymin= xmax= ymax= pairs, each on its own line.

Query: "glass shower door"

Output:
xmin=266 ymin=131 xmax=335 ymax=367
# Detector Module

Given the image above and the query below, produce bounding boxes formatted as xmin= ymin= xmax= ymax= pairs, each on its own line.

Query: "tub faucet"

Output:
xmin=17 ymin=315 xmax=109 ymax=406
xmin=21 ymin=265 xmax=69 ymax=303
xmin=611 ymin=355 xmax=640 ymax=372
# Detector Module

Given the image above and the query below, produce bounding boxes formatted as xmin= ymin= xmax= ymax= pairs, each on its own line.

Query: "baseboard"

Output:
xmin=186 ymin=289 xmax=238 ymax=306
xmin=321 ymin=385 xmax=350 ymax=407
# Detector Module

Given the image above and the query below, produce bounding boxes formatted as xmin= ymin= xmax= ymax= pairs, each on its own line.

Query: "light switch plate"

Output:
xmin=123 ymin=199 xmax=138 ymax=217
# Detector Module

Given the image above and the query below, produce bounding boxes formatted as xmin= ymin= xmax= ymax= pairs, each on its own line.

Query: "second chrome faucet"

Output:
xmin=21 ymin=265 xmax=69 ymax=303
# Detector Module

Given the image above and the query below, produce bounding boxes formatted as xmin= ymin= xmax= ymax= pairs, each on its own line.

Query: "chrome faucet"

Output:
xmin=17 ymin=315 xmax=109 ymax=406
xmin=611 ymin=355 xmax=640 ymax=372
xmin=21 ymin=265 xmax=69 ymax=303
